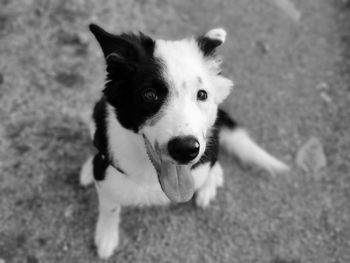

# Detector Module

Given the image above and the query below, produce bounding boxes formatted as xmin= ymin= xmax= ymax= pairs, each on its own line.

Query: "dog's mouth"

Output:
xmin=143 ymin=135 xmax=194 ymax=203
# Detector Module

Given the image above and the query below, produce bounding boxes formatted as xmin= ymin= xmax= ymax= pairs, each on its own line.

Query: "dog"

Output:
xmin=80 ymin=24 xmax=289 ymax=259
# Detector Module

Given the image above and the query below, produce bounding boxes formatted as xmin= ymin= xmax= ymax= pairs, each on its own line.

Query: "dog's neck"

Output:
xmin=106 ymin=105 xmax=156 ymax=180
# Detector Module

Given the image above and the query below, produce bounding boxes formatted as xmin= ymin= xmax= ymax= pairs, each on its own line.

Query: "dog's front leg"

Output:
xmin=95 ymin=191 xmax=121 ymax=259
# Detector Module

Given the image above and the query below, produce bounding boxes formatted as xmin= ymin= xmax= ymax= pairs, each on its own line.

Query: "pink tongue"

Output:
xmin=158 ymin=162 xmax=194 ymax=203
xmin=143 ymin=135 xmax=194 ymax=203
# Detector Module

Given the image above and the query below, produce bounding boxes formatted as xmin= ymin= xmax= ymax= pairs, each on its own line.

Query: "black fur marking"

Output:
xmin=92 ymin=98 xmax=127 ymax=176
xmin=93 ymin=153 xmax=109 ymax=181
xmin=107 ymin=62 xmax=168 ymax=132
xmin=92 ymin=97 xmax=108 ymax=156
xmin=216 ymin=108 xmax=237 ymax=129
xmin=192 ymin=125 xmax=220 ymax=169
xmin=90 ymin=24 xmax=155 ymax=59
xmin=90 ymin=23 xmax=168 ymax=132
xmin=192 ymin=109 xmax=237 ymax=169
xmin=92 ymin=153 xmax=125 ymax=181
xmin=92 ymin=99 xmax=110 ymax=181
xmin=197 ymin=35 xmax=222 ymax=56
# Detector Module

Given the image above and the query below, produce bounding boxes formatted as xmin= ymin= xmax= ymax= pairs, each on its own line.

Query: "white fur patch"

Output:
xmin=101 ymin=105 xmax=170 ymax=206
xmin=97 ymin=165 xmax=169 ymax=206
xmin=192 ymin=162 xmax=211 ymax=189
xmin=195 ymin=162 xmax=224 ymax=208
xmin=95 ymin=203 xmax=121 ymax=259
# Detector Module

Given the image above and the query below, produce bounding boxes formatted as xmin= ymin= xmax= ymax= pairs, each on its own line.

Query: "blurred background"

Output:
xmin=0 ymin=0 xmax=350 ymax=262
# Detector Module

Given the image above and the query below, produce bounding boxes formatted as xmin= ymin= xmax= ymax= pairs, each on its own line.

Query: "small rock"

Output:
xmin=55 ymin=72 xmax=83 ymax=88
xmin=296 ymin=137 xmax=327 ymax=174
xmin=76 ymin=31 xmax=89 ymax=45
xmin=316 ymin=82 xmax=329 ymax=91
xmin=320 ymin=91 xmax=332 ymax=103
xmin=256 ymin=40 xmax=270 ymax=55
xmin=64 ymin=204 xmax=74 ymax=218
xmin=37 ymin=237 xmax=47 ymax=246
xmin=0 ymin=258 xmax=5 ymax=263
xmin=272 ymin=0 xmax=301 ymax=22
xmin=63 ymin=244 xmax=69 ymax=252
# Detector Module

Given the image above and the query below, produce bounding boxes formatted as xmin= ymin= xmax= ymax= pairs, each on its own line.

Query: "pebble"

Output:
xmin=296 ymin=137 xmax=327 ymax=174
xmin=63 ymin=244 xmax=69 ymax=252
xmin=64 ymin=204 xmax=74 ymax=218
xmin=320 ymin=91 xmax=332 ymax=103
xmin=272 ymin=0 xmax=301 ymax=22
xmin=256 ymin=40 xmax=270 ymax=55
xmin=316 ymin=82 xmax=329 ymax=91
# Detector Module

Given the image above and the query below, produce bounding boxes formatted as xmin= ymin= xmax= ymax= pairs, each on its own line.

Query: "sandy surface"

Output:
xmin=1 ymin=0 xmax=350 ymax=262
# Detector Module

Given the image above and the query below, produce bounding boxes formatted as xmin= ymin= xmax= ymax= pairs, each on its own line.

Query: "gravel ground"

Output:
xmin=1 ymin=0 xmax=350 ymax=262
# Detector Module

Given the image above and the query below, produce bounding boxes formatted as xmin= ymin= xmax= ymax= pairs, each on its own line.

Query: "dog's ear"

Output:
xmin=197 ymin=28 xmax=226 ymax=56
xmin=89 ymin=24 xmax=154 ymax=72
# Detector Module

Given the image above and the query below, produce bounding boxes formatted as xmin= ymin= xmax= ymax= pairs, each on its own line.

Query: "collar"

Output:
xmin=100 ymin=153 xmax=126 ymax=175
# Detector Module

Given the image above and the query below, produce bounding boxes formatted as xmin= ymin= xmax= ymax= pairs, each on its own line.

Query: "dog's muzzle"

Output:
xmin=143 ymin=135 xmax=194 ymax=203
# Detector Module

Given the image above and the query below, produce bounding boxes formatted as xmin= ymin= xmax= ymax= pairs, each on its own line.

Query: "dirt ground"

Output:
xmin=1 ymin=0 xmax=350 ymax=262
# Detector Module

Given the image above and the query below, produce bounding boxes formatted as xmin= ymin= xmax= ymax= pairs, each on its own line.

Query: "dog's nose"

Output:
xmin=168 ymin=136 xmax=200 ymax=163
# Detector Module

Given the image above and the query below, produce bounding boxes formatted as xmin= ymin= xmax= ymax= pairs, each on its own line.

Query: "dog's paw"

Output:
xmin=195 ymin=182 xmax=217 ymax=208
xmin=95 ymin=224 xmax=119 ymax=259
xmin=212 ymin=162 xmax=224 ymax=187
xmin=195 ymin=163 xmax=223 ymax=208
xmin=80 ymin=156 xmax=94 ymax=186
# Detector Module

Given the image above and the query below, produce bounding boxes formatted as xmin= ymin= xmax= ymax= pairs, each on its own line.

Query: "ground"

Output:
xmin=1 ymin=0 xmax=350 ymax=262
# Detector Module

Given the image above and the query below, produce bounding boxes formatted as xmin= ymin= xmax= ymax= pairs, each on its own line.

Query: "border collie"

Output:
xmin=80 ymin=24 xmax=289 ymax=259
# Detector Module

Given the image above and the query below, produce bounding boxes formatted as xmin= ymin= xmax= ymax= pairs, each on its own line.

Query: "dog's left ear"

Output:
xmin=89 ymin=23 xmax=154 ymax=63
xmin=197 ymin=28 xmax=226 ymax=56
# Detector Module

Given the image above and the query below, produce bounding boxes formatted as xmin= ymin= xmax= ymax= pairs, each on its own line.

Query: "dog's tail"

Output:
xmin=217 ymin=110 xmax=289 ymax=175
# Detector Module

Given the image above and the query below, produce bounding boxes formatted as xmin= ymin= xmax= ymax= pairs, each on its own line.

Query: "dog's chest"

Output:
xmin=99 ymin=165 xmax=170 ymax=206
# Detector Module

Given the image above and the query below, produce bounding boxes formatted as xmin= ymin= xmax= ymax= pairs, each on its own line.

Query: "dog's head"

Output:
xmin=90 ymin=24 xmax=233 ymax=202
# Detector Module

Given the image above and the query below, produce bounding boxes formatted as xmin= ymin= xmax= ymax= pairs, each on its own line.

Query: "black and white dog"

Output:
xmin=80 ymin=24 xmax=289 ymax=259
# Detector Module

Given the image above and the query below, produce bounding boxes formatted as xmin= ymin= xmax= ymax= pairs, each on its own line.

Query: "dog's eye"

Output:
xmin=142 ymin=88 xmax=159 ymax=103
xmin=197 ymin=90 xmax=208 ymax=101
